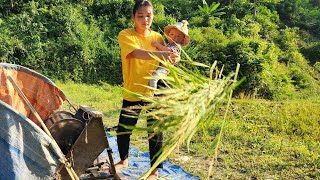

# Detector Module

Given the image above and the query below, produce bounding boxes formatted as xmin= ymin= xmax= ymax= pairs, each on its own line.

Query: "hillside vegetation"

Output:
xmin=1 ymin=0 xmax=320 ymax=100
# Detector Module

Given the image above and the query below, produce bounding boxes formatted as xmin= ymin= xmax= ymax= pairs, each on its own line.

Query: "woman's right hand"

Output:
xmin=164 ymin=51 xmax=180 ymax=64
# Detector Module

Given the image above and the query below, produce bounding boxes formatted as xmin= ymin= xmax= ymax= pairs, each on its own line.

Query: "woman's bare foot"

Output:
xmin=146 ymin=168 xmax=159 ymax=180
xmin=110 ymin=159 xmax=128 ymax=174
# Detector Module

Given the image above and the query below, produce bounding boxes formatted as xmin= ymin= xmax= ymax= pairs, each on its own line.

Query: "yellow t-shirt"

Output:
xmin=118 ymin=28 xmax=164 ymax=101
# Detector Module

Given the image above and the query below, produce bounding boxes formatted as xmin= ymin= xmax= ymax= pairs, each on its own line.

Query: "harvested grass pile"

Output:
xmin=124 ymin=58 xmax=241 ymax=179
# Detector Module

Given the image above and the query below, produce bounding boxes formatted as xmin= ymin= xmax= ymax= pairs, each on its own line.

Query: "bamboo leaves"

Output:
xmin=198 ymin=0 xmax=225 ymax=16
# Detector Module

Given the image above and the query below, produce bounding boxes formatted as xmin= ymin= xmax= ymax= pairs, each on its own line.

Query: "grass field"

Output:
xmin=56 ymin=81 xmax=320 ymax=179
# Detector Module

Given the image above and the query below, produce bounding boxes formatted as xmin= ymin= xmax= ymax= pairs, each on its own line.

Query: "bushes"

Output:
xmin=0 ymin=1 xmax=122 ymax=84
xmin=260 ymin=62 xmax=295 ymax=100
xmin=0 ymin=0 xmax=319 ymax=100
xmin=301 ymin=42 xmax=320 ymax=64
xmin=315 ymin=62 xmax=320 ymax=73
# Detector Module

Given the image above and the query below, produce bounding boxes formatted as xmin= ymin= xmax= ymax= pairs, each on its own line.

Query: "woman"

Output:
xmin=115 ymin=0 xmax=179 ymax=179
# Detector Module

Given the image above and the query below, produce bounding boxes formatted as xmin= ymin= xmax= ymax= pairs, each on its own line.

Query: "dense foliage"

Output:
xmin=0 ymin=0 xmax=319 ymax=99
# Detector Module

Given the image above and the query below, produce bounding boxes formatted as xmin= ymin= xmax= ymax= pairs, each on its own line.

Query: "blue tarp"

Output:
xmin=0 ymin=100 xmax=63 ymax=180
xmin=97 ymin=133 xmax=201 ymax=180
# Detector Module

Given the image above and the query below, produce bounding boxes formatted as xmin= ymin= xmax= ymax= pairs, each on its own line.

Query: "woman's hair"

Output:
xmin=133 ymin=0 xmax=153 ymax=15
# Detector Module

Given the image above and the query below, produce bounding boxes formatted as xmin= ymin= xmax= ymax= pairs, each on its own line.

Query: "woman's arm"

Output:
xmin=127 ymin=49 xmax=179 ymax=63
xmin=152 ymin=42 xmax=171 ymax=52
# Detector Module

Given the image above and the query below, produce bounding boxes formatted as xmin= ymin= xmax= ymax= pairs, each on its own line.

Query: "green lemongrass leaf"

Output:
xmin=180 ymin=49 xmax=193 ymax=61
xmin=123 ymin=86 xmax=156 ymax=102
xmin=123 ymin=88 xmax=148 ymax=99
xmin=179 ymin=60 xmax=207 ymax=77
xmin=121 ymin=124 xmax=149 ymax=132
xmin=182 ymin=59 xmax=210 ymax=68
